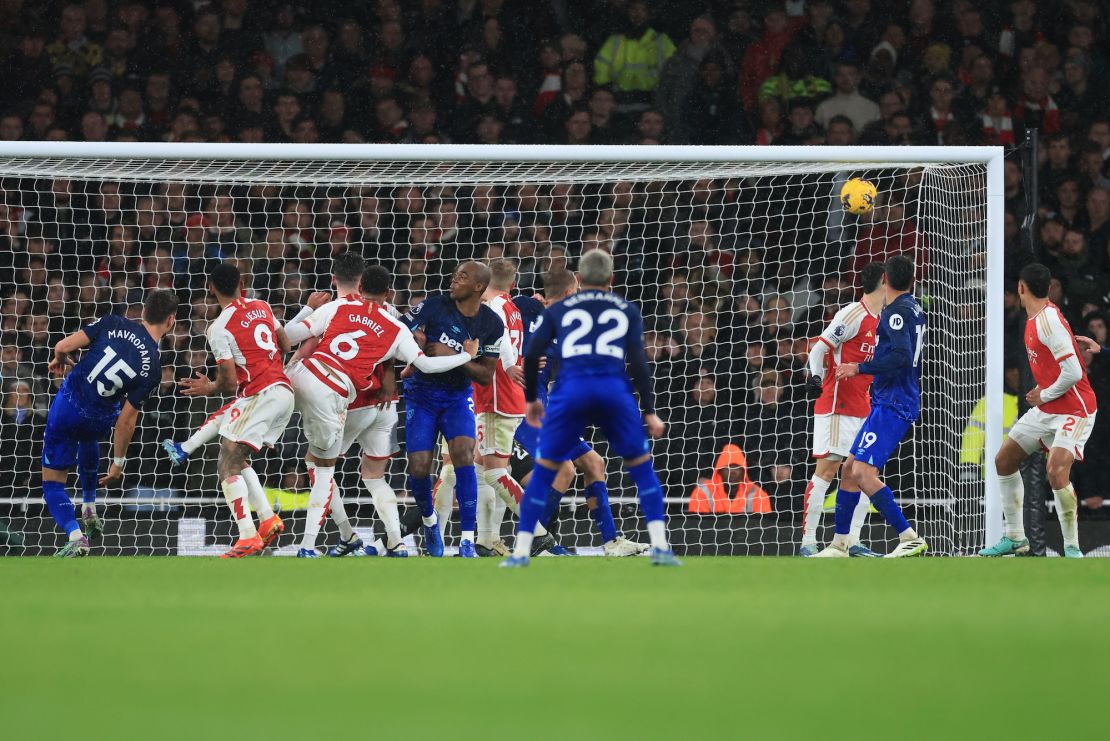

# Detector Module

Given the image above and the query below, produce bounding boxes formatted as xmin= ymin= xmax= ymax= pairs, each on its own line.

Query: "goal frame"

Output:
xmin=0 ymin=141 xmax=1006 ymax=549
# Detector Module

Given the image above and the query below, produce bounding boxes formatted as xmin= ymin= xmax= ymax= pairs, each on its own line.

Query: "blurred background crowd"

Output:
xmin=0 ymin=0 xmax=1108 ymax=527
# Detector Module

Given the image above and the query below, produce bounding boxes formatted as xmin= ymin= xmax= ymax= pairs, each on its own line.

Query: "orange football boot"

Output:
xmin=221 ymin=535 xmax=265 ymax=558
xmin=257 ymin=514 xmax=285 ymax=548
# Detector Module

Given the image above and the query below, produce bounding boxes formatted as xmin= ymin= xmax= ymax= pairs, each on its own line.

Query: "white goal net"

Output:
xmin=0 ymin=144 xmax=1002 ymax=556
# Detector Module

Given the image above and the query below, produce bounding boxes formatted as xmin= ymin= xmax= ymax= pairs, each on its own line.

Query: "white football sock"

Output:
xmin=435 ymin=465 xmax=455 ymax=540
xmin=490 ymin=491 xmax=508 ymax=544
xmin=485 ymin=468 xmax=549 ymax=536
xmin=512 ymin=531 xmax=534 ymax=558
xmin=998 ymin=471 xmax=1026 ymax=541
xmin=1053 ymin=483 xmax=1079 ymax=550
xmin=328 ymin=486 xmax=355 ymax=541
xmin=365 ymin=478 xmax=402 ymax=548
xmin=830 ymin=533 xmax=850 ymax=550
xmin=647 ymin=520 xmax=669 ymax=550
xmin=801 ymin=475 xmax=831 ymax=545
xmin=301 ymin=465 xmax=334 ymax=550
xmin=477 ymin=481 xmax=497 ymax=547
xmin=182 ymin=417 xmax=220 ymax=455
xmin=241 ymin=467 xmax=275 ymax=522
xmin=461 ymin=529 xmax=475 ymax=544
xmin=222 ymin=474 xmax=256 ymax=539
xmin=849 ymin=490 xmax=870 ymax=547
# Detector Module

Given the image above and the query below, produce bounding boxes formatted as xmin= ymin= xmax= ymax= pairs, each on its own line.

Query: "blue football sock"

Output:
xmin=78 ymin=440 xmax=99 ymax=504
xmin=835 ymin=489 xmax=862 ymax=536
xmin=454 ymin=464 xmax=478 ymax=532
xmin=628 ymin=459 xmax=665 ymax=523
xmin=408 ymin=474 xmax=435 ymax=518
xmin=43 ymin=481 xmax=79 ymax=536
xmin=869 ymin=486 xmax=912 ymax=535
xmin=541 ymin=487 xmax=563 ymax=527
xmin=519 ymin=465 xmax=557 ymax=539
xmin=585 ymin=481 xmax=618 ymax=543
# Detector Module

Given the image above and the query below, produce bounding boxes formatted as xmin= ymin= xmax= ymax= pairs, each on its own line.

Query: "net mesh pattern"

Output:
xmin=0 ymin=155 xmax=989 ymax=556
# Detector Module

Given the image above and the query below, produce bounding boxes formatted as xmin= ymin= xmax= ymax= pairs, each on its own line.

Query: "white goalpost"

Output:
xmin=0 ymin=142 xmax=1003 ymax=556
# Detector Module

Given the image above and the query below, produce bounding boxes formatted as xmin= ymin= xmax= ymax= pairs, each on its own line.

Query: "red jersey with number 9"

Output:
xmin=306 ymin=295 xmax=406 ymax=394
xmin=207 ymin=298 xmax=290 ymax=397
xmin=473 ymin=292 xmax=526 ymax=417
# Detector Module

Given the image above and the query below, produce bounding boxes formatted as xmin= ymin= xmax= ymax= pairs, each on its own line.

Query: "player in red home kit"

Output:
xmin=986 ymin=262 xmax=1097 ymax=558
xmin=181 ymin=263 xmax=294 ymax=558
xmin=281 ymin=254 xmax=476 ymax=557
xmin=799 ymin=263 xmax=885 ymax=557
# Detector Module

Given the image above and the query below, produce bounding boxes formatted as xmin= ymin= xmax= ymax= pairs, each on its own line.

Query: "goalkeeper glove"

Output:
xmin=803 ymin=373 xmax=823 ymax=399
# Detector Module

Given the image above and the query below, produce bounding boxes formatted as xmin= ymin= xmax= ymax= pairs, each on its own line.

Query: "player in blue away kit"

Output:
xmin=503 ymin=249 xmax=678 ymax=567
xmin=815 ymin=254 xmax=929 ymax=558
xmin=41 ymin=290 xmax=178 ymax=557
xmin=402 ymin=261 xmax=504 ymax=557
xmin=512 ymin=271 xmax=649 ymax=556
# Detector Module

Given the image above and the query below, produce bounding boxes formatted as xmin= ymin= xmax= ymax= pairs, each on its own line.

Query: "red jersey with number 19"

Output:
xmin=1024 ymin=302 xmax=1097 ymax=417
xmin=473 ymin=292 xmax=526 ymax=417
xmin=207 ymin=298 xmax=289 ymax=397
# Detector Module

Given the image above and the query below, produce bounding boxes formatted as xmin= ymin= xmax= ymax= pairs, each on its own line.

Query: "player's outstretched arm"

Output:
xmin=180 ymin=361 xmax=237 ymax=397
xmin=99 ymin=401 xmax=140 ymax=486
xmin=394 ymin=331 xmax=475 ymax=374
xmin=48 ymin=330 xmax=91 ymax=376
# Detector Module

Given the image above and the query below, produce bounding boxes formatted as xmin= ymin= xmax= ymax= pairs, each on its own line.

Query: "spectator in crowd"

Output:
xmin=593 ymin=0 xmax=676 ymax=114
xmin=656 ymin=15 xmax=732 ymax=145
xmin=815 ymin=61 xmax=880 ymax=134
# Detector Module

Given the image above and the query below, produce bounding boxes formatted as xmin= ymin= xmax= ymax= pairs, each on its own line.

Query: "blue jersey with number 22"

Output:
xmin=523 ymin=289 xmax=655 ymax=462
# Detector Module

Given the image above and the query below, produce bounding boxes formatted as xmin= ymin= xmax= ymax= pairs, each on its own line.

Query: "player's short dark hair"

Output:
xmin=361 ymin=264 xmax=390 ymax=295
xmin=209 ymin=262 xmax=241 ymax=298
xmin=1019 ymin=262 xmax=1052 ymax=298
xmin=143 ymin=289 xmax=179 ymax=325
xmin=332 ymin=251 xmax=365 ymax=284
xmin=860 ymin=262 xmax=885 ymax=294
xmin=543 ymin=269 xmax=577 ymax=299
xmin=884 ymin=254 xmax=915 ymax=291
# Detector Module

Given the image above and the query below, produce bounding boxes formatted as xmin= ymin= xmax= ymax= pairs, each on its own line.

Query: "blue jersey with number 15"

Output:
xmin=67 ymin=313 xmax=161 ymax=418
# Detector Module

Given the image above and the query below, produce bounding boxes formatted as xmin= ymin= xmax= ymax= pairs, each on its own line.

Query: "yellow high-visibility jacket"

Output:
xmin=593 ymin=28 xmax=676 ymax=93
xmin=960 ymin=393 xmax=1019 ymax=477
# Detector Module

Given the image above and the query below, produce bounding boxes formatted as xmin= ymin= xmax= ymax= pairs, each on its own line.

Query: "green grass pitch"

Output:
xmin=3 ymin=557 xmax=1107 ymax=741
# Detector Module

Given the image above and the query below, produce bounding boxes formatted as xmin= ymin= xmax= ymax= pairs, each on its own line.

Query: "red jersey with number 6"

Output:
xmin=304 ymin=295 xmax=407 ymax=393
xmin=473 ymin=292 xmax=526 ymax=417
xmin=207 ymin=297 xmax=289 ymax=397
xmin=1025 ymin=302 xmax=1097 ymax=417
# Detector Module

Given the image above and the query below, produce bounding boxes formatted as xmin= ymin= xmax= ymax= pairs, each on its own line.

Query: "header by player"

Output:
xmin=815 ymin=254 xmax=929 ymax=558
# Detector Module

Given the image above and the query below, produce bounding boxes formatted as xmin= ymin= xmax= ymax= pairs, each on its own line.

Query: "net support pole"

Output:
xmin=984 ymin=149 xmax=1006 ymax=546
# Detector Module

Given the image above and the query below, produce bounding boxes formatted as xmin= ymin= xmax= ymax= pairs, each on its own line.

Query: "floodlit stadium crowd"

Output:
xmin=0 ymin=0 xmax=1109 ymax=519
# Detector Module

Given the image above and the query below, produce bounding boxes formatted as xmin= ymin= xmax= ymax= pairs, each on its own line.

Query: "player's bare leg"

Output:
xmin=980 ymin=438 xmax=1032 ymax=556
xmin=299 ymin=451 xmax=338 ymax=557
xmin=217 ymin=439 xmax=264 ymax=558
xmin=1046 ymin=446 xmax=1083 ymax=558
xmin=361 ymin=455 xmax=406 ymax=556
xmin=801 ymin=457 xmax=873 ymax=557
